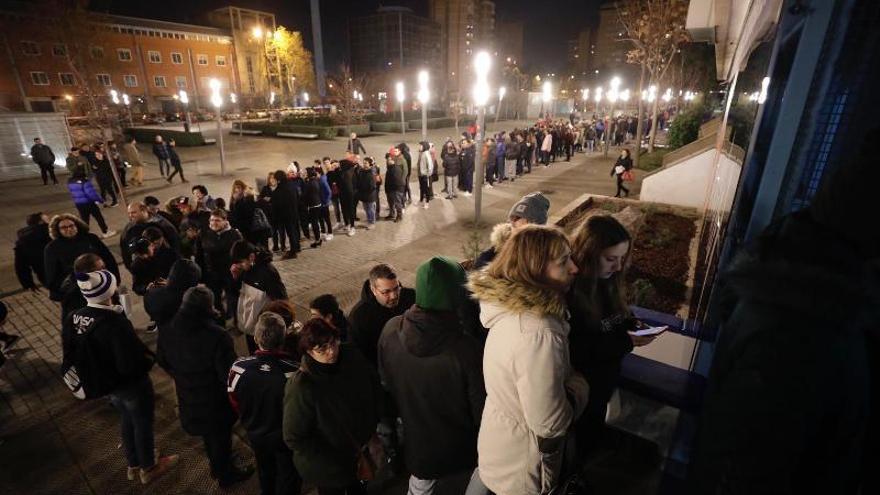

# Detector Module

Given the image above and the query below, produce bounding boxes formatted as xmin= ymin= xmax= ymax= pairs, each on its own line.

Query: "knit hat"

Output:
xmin=181 ymin=285 xmax=214 ymax=312
xmin=415 ymin=256 xmax=466 ymax=312
xmin=508 ymin=192 xmax=550 ymax=225
xmin=75 ymin=270 xmax=117 ymax=304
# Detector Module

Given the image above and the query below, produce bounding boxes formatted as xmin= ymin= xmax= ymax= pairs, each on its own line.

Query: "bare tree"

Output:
xmin=327 ymin=65 xmax=370 ymax=149
xmin=618 ymin=0 xmax=690 ymax=160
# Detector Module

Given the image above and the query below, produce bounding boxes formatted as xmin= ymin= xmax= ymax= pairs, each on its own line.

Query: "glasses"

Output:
xmin=311 ymin=339 xmax=339 ymax=355
xmin=58 ymin=223 xmax=77 ymax=231
xmin=373 ymin=283 xmax=401 ymax=296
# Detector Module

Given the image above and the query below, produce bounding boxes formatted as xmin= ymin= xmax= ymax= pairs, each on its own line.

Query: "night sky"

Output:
xmin=91 ymin=0 xmax=602 ymax=73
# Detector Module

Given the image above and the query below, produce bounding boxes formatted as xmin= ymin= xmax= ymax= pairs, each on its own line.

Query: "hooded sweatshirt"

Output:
xmin=144 ymin=259 xmax=202 ymax=325
xmin=378 ymin=306 xmax=485 ymax=478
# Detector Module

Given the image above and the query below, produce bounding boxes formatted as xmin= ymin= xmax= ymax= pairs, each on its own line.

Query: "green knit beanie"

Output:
xmin=415 ymin=256 xmax=466 ymax=312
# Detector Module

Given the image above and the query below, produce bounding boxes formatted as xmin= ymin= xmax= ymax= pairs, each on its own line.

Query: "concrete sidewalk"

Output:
xmin=0 ymin=121 xmax=646 ymax=494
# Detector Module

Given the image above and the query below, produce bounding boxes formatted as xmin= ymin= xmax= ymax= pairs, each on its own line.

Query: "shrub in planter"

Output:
xmin=239 ymin=122 xmax=336 ymax=139
xmin=281 ymin=115 xmax=335 ymax=126
xmin=667 ymin=104 xmax=710 ymax=150
xmin=365 ymin=110 xmax=446 ymax=122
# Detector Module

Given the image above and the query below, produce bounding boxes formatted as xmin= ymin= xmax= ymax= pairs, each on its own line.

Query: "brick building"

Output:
xmin=0 ymin=6 xmax=239 ymax=114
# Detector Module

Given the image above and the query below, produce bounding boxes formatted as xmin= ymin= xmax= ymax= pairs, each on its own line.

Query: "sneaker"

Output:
xmin=347 ymin=227 xmax=355 ymax=237
xmin=281 ymin=251 xmax=298 ymax=260
xmin=366 ymin=223 xmax=375 ymax=230
xmin=218 ymin=465 xmax=255 ymax=488
xmin=334 ymin=222 xmax=344 ymax=230
xmin=139 ymin=455 xmax=179 ymax=485
xmin=102 ymin=230 xmax=117 ymax=239
xmin=310 ymin=239 xmax=323 ymax=248
xmin=324 ymin=233 xmax=334 ymax=241
xmin=422 ymin=202 xmax=429 ymax=209
xmin=463 ymin=191 xmax=472 ymax=197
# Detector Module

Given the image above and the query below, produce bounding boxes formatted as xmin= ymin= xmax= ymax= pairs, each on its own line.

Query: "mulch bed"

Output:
xmin=626 ymin=211 xmax=696 ymax=314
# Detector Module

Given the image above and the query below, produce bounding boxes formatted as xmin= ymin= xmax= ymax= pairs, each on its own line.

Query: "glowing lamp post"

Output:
xmin=395 ymin=82 xmax=406 ymax=141
xmin=495 ymin=86 xmax=506 ymax=123
xmin=472 ymin=51 xmax=492 ymax=224
xmin=178 ymin=89 xmax=193 ymax=132
xmin=417 ymin=70 xmax=429 ymax=141
xmin=541 ymin=81 xmax=552 ymax=119
xmin=210 ymin=78 xmax=226 ymax=176
xmin=604 ymin=77 xmax=621 ymax=157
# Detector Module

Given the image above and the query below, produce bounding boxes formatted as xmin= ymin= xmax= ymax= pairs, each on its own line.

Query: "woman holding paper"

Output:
xmin=567 ymin=215 xmax=659 ymax=459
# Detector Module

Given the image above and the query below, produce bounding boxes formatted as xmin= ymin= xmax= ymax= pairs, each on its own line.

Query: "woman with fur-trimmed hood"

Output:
xmin=467 ymin=225 xmax=589 ymax=495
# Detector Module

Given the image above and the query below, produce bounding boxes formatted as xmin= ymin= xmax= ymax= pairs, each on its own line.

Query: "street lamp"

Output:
xmin=395 ymin=81 xmax=406 ymax=141
xmin=252 ymin=26 xmax=263 ymax=39
xmin=495 ymin=86 xmax=506 ymax=123
xmin=541 ymin=81 xmax=552 ymax=119
xmin=209 ymin=78 xmax=226 ymax=176
xmin=662 ymin=88 xmax=673 ymax=103
xmin=417 ymin=70 xmax=429 ymax=141
xmin=178 ymin=89 xmax=192 ymax=132
xmin=472 ymin=50 xmax=492 ymax=224
xmin=604 ymin=78 xmax=620 ymax=157
xmin=121 ymin=93 xmax=133 ymax=128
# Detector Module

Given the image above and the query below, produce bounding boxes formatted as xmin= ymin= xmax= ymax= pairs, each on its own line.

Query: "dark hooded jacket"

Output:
xmin=385 ymin=156 xmax=406 ymax=193
xmin=15 ymin=222 xmax=50 ymax=290
xmin=353 ymin=165 xmax=377 ymax=203
xmin=441 ymin=147 xmax=461 ymax=176
xmin=338 ymin=160 xmax=357 ymax=200
xmin=44 ymin=214 xmax=120 ymax=304
xmin=144 ymin=259 xmax=202 ymax=326
xmin=119 ymin=216 xmax=180 ymax=269
xmin=396 ymin=143 xmax=413 ymax=179
xmin=689 ymin=211 xmax=877 ymax=494
xmin=348 ymin=279 xmax=416 ymax=367
xmin=158 ymin=293 xmax=238 ymax=436
xmin=282 ymin=344 xmax=383 ymax=487
xmin=378 ymin=307 xmax=485 ymax=478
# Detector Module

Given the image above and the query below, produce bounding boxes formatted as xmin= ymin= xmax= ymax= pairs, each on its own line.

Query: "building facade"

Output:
xmin=591 ymin=3 xmax=638 ymax=84
xmin=0 ymin=8 xmax=237 ymax=114
xmin=349 ymin=7 xmax=441 ymax=75
xmin=495 ymin=20 xmax=524 ymax=66
xmin=429 ymin=0 xmax=496 ymax=99
xmin=568 ymin=28 xmax=593 ymax=78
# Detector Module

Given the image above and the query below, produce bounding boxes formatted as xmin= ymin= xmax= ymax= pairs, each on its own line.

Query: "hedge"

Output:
xmin=281 ymin=115 xmax=336 ymax=126
xmin=365 ymin=110 xmax=446 ymax=122
xmin=407 ymin=117 xmax=456 ymax=130
xmin=667 ymin=104 xmax=711 ymax=150
xmin=124 ymin=128 xmax=206 ymax=146
xmin=239 ymin=122 xmax=336 ymax=140
xmin=370 ymin=121 xmax=409 ymax=133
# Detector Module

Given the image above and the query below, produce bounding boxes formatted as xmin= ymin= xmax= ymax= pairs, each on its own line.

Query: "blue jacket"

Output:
xmin=67 ymin=179 xmax=102 ymax=205
xmin=319 ymin=175 xmax=332 ymax=206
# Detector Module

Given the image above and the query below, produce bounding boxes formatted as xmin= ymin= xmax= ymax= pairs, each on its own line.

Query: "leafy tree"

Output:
xmin=267 ymin=26 xmax=316 ymax=101
xmin=327 ymin=65 xmax=370 ymax=147
xmin=618 ymin=0 xmax=691 ymax=160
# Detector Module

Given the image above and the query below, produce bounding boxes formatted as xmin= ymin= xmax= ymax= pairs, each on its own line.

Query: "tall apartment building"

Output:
xmin=429 ymin=0 xmax=495 ymax=98
xmin=349 ymin=7 xmax=441 ymax=74
xmin=568 ymin=29 xmax=593 ymax=77
xmin=591 ymin=3 xmax=638 ymax=83
xmin=0 ymin=7 xmax=237 ymax=114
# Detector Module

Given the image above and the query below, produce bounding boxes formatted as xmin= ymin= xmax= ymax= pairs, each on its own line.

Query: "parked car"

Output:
xmin=140 ymin=113 xmax=166 ymax=125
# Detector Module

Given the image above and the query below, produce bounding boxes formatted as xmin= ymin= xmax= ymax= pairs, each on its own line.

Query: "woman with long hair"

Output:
xmin=467 ymin=225 xmax=589 ymax=495
xmin=229 ymin=179 xmax=267 ymax=248
xmin=568 ymin=215 xmax=657 ymax=458
xmin=610 ymin=149 xmax=633 ymax=198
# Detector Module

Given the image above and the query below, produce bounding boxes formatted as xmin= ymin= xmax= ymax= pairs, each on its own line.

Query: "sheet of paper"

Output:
xmin=628 ymin=325 xmax=668 ymax=337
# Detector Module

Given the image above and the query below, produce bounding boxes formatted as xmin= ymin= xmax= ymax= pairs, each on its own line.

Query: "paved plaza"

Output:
xmin=0 ymin=122 xmax=645 ymax=494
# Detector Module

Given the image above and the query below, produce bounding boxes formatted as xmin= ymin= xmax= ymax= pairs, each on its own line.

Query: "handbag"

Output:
xmin=622 ymin=170 xmax=634 ymax=182
xmin=355 ymin=433 xmax=386 ymax=482
xmin=614 ymin=165 xmax=625 ymax=175
xmin=252 ymin=207 xmax=271 ymax=232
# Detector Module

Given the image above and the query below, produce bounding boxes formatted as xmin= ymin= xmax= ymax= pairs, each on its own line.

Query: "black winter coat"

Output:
xmin=15 ymin=223 xmax=50 ymax=290
xmin=348 ymin=279 xmax=416 ymax=367
xmin=130 ymin=246 xmax=179 ymax=296
xmin=338 ymin=160 xmax=357 ymax=200
xmin=44 ymin=233 xmax=120 ymax=303
xmin=378 ymin=307 xmax=485 ymax=478
xmin=200 ymin=227 xmax=242 ymax=277
xmin=229 ymin=194 xmax=257 ymax=238
xmin=144 ymin=259 xmax=202 ymax=326
xmin=442 ymin=150 xmax=461 ymax=176
xmin=158 ymin=304 xmax=238 ymax=435
xmin=353 ymin=167 xmax=377 ymax=203
xmin=120 ymin=217 xmax=180 ymax=269
xmin=283 ymin=345 xmax=383 ymax=487
xmin=268 ymin=184 xmax=295 ymax=224
xmin=385 ymin=161 xmax=406 ymax=193
xmin=689 ymin=211 xmax=876 ymax=494
xmin=301 ymin=178 xmax=322 ymax=208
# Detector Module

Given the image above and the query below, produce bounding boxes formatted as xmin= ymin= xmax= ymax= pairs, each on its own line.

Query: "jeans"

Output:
xmin=504 ymin=159 xmax=516 ymax=179
xmin=418 ymin=176 xmax=433 ymax=202
xmin=361 ymin=201 xmax=376 ymax=224
xmin=445 ymin=175 xmax=459 ymax=197
xmin=464 ymin=468 xmax=491 ymax=495
xmin=97 ymin=177 xmax=117 ymax=204
xmin=75 ymin=203 xmax=109 ymax=233
xmin=341 ymin=196 xmax=356 ymax=228
xmin=388 ymin=191 xmax=404 ymax=218
xmin=495 ymin=156 xmax=505 ymax=180
xmin=109 ymin=376 xmax=156 ymax=469
xmin=167 ymin=161 xmax=186 ymax=182
xmin=157 ymin=158 xmax=170 ymax=176
xmin=306 ymin=205 xmax=322 ymax=239
xmin=251 ymin=435 xmax=301 ymax=495
xmin=408 ymin=476 xmax=438 ymax=495
xmin=332 ymin=196 xmax=342 ymax=224
xmin=275 ymin=219 xmax=301 ymax=252
xmin=319 ymin=205 xmax=333 ymax=233
xmin=38 ymin=163 xmax=57 ymax=184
